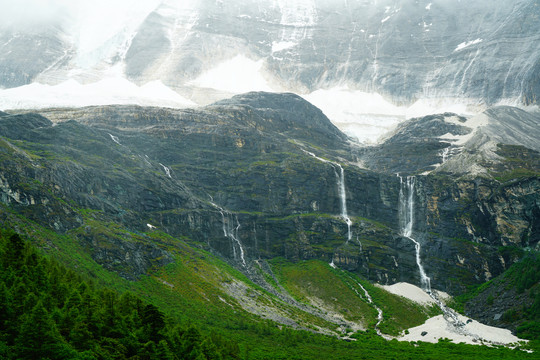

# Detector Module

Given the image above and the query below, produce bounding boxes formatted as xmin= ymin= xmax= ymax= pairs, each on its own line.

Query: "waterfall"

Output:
xmin=222 ymin=211 xmax=246 ymax=267
xmin=398 ymin=175 xmax=431 ymax=292
xmin=398 ymin=176 xmax=465 ymax=327
xmin=108 ymin=133 xmax=121 ymax=145
xmin=332 ymin=264 xmax=384 ymax=336
xmin=440 ymin=147 xmax=450 ymax=163
xmin=211 ymin=201 xmax=247 ymax=267
xmin=216 ymin=203 xmax=246 ymax=267
xmin=335 ymin=164 xmax=352 ymax=242
xmin=159 ymin=163 xmax=172 ymax=178
xmin=229 ymin=216 xmax=246 ymax=267
xmin=354 ymin=279 xmax=384 ymax=336
xmin=303 ymin=150 xmax=352 ymax=241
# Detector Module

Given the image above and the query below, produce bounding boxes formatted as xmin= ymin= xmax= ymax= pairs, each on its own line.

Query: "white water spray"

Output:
xmin=398 ymin=175 xmax=431 ymax=292
xmin=303 ymin=150 xmax=352 ymax=241
xmin=229 ymin=216 xmax=246 ymax=267
xmin=159 ymin=163 xmax=172 ymax=178
xmin=398 ymin=175 xmax=465 ymax=327
xmin=211 ymin=201 xmax=246 ymax=267
xmin=108 ymin=133 xmax=121 ymax=145
xmin=336 ymin=164 xmax=353 ymax=242
xmin=440 ymin=147 xmax=450 ymax=163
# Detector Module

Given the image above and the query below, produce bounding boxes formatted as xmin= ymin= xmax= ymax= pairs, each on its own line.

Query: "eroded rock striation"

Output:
xmin=0 ymin=93 xmax=538 ymax=296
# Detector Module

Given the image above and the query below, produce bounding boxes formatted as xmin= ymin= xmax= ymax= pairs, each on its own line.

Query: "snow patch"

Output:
xmin=381 ymin=16 xmax=391 ymax=23
xmin=405 ymin=98 xmax=475 ymax=118
xmin=426 ymin=3 xmax=432 ymax=10
xmin=189 ymin=55 xmax=273 ymax=94
xmin=439 ymin=113 xmax=489 ymax=145
xmin=378 ymin=282 xmax=436 ymax=305
xmin=399 ymin=314 xmax=524 ymax=345
xmin=454 ymin=38 xmax=483 ymax=52
xmin=304 ymin=88 xmax=404 ymax=117
xmin=302 ymin=87 xmax=479 ymax=144
xmin=272 ymin=41 xmax=296 ymax=52
xmin=303 ymin=88 xmax=404 ymax=143
xmin=0 ymin=78 xmax=195 ymax=110
xmin=276 ymin=0 xmax=317 ymax=27
xmin=66 ymin=0 xmax=161 ymax=68
xmin=381 ymin=282 xmax=525 ymax=345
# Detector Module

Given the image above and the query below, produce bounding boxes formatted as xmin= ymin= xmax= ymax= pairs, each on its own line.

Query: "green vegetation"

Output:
xmin=453 ymin=252 xmax=540 ymax=340
xmin=504 ymin=253 xmax=540 ymax=339
xmin=493 ymin=168 xmax=540 ymax=183
xmin=270 ymin=258 xmax=376 ymax=326
xmin=1 ymin=227 xmax=538 ymax=359
xmin=492 ymin=144 xmax=540 ymax=182
xmin=332 ymin=269 xmax=439 ymax=336
xmin=0 ymin=229 xmax=240 ymax=359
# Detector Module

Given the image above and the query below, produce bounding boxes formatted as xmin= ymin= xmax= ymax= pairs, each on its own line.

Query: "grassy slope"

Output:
xmin=270 ymin=258 xmax=439 ymax=336
xmin=0 ymin=208 xmax=538 ymax=358
xmin=453 ymin=252 xmax=540 ymax=340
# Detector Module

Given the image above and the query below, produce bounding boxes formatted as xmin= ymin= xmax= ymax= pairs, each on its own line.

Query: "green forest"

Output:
xmin=0 ymin=230 xmax=239 ymax=360
xmin=0 ymin=229 xmax=538 ymax=359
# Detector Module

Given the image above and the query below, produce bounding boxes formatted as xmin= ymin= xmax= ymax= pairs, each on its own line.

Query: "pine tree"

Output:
xmin=155 ymin=339 xmax=175 ymax=360
xmin=180 ymin=325 xmax=206 ymax=360
xmin=142 ymin=303 xmax=165 ymax=343
xmin=15 ymin=300 xmax=71 ymax=359
xmin=3 ymin=234 xmax=25 ymax=270
xmin=201 ymin=337 xmax=222 ymax=360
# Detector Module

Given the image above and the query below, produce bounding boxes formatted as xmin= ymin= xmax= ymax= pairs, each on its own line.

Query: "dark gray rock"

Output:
xmin=0 ymin=94 xmax=538 ymax=294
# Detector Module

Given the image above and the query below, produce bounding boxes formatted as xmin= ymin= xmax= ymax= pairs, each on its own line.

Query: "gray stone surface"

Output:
xmin=1 ymin=0 xmax=539 ymax=105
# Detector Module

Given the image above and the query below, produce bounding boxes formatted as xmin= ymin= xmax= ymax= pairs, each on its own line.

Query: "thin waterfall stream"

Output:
xmin=211 ymin=200 xmax=247 ymax=267
xmin=303 ymin=150 xmax=352 ymax=242
xmin=398 ymin=175 xmax=465 ymax=328
xmin=398 ymin=176 xmax=431 ymax=291
xmin=330 ymin=261 xmax=384 ymax=336
xmin=351 ymin=276 xmax=384 ymax=336
xmin=336 ymin=163 xmax=353 ymax=242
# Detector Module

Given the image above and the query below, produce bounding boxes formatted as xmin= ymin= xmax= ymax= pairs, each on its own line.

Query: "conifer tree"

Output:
xmin=16 ymin=300 xmax=71 ymax=359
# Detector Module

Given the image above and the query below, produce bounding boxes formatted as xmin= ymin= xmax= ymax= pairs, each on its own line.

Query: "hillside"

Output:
xmin=0 ymin=92 xmax=538 ymax=358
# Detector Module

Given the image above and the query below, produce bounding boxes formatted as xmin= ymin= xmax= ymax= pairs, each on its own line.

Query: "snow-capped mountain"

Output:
xmin=1 ymin=0 xmax=539 ymax=142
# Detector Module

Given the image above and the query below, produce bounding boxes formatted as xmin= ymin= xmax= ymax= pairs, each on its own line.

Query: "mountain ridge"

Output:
xmin=1 ymin=0 xmax=539 ymax=112
xmin=1 ymin=93 xmax=538 ymax=293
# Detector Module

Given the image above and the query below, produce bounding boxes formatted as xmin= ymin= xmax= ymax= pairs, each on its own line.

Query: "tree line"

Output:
xmin=0 ymin=230 xmax=240 ymax=359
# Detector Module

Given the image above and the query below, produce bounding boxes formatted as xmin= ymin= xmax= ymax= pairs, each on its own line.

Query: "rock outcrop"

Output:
xmin=0 ymin=93 xmax=538 ymax=295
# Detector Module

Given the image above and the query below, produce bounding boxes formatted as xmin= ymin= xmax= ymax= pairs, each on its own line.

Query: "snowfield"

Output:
xmin=0 ymin=78 xmax=195 ymax=109
xmin=379 ymin=282 xmax=526 ymax=346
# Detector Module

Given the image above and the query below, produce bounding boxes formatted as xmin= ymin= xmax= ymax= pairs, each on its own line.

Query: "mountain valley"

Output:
xmin=1 ymin=0 xmax=540 ymax=359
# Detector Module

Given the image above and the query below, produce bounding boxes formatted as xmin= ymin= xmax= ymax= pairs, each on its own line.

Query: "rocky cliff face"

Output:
xmin=1 ymin=0 xmax=539 ymax=106
xmin=0 ymin=93 xmax=538 ymax=295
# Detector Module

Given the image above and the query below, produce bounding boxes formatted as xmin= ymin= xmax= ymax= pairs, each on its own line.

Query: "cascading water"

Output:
xmin=303 ymin=150 xmax=352 ymax=241
xmin=108 ymin=133 xmax=121 ymax=145
xmin=440 ymin=147 xmax=450 ymax=163
xmin=332 ymin=265 xmax=384 ymax=336
xmin=335 ymin=164 xmax=352 ymax=242
xmin=159 ymin=163 xmax=172 ymax=178
xmin=211 ymin=201 xmax=247 ymax=267
xmin=352 ymin=278 xmax=384 ymax=336
xmin=398 ymin=175 xmax=465 ymax=327
xmin=222 ymin=212 xmax=245 ymax=267
xmin=398 ymin=175 xmax=431 ymax=292
xmin=223 ymin=212 xmax=246 ymax=267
